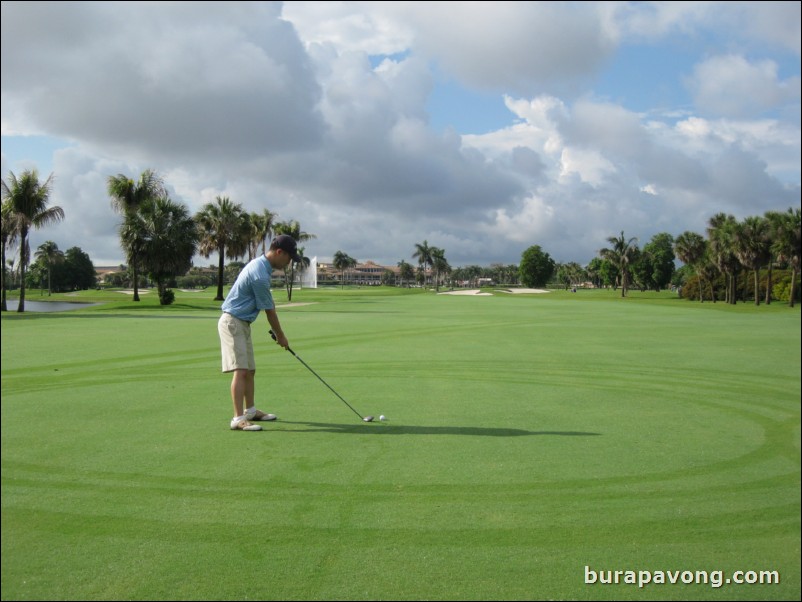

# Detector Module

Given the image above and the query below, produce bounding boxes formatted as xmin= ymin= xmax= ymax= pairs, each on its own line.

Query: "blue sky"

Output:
xmin=2 ymin=1 xmax=800 ymax=267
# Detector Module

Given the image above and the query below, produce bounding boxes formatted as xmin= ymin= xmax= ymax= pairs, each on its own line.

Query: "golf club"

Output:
xmin=270 ymin=330 xmax=374 ymax=422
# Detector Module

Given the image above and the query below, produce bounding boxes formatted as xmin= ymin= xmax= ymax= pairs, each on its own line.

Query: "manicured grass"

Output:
xmin=2 ymin=288 xmax=799 ymax=600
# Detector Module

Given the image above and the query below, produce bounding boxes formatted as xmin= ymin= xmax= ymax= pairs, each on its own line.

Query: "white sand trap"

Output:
xmin=117 ymin=289 xmax=151 ymax=295
xmin=495 ymin=288 xmax=550 ymax=294
xmin=438 ymin=289 xmax=493 ymax=296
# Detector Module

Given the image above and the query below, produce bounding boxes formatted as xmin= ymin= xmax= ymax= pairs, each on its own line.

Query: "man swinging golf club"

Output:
xmin=217 ymin=234 xmax=300 ymax=431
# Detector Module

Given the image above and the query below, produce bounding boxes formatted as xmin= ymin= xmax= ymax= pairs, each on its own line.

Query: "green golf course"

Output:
xmin=2 ymin=287 xmax=799 ymax=600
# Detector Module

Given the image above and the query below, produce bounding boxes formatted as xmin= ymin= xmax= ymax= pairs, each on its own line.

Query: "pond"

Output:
xmin=4 ymin=299 xmax=101 ymax=312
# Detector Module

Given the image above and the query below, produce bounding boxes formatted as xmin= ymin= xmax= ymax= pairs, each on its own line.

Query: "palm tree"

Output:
xmin=770 ymin=207 xmax=801 ymax=308
xmin=195 ymin=196 xmax=251 ymax=301
xmin=397 ymin=260 xmax=414 ymax=287
xmin=107 ymin=170 xmax=166 ymax=302
xmin=412 ymin=240 xmax=433 ymax=288
xmin=273 ymin=220 xmax=316 ymax=301
xmin=249 ymin=208 xmax=277 ymax=259
xmin=1 ymin=170 xmax=64 ymax=312
xmin=333 ymin=250 xmax=357 ymax=288
xmin=707 ymin=213 xmax=741 ymax=304
xmin=34 ymin=241 xmax=65 ymax=296
xmin=599 ymin=231 xmax=638 ymax=297
xmin=293 ymin=246 xmax=312 ymax=298
xmin=1 ymin=200 xmax=21 ymax=311
xmin=674 ymin=231 xmax=710 ymax=302
xmin=129 ymin=197 xmax=198 ymax=304
xmin=732 ymin=215 xmax=771 ymax=306
xmin=245 ymin=212 xmax=261 ymax=262
xmin=431 ymin=247 xmax=449 ymax=292
xmin=764 ymin=209 xmax=793 ymax=305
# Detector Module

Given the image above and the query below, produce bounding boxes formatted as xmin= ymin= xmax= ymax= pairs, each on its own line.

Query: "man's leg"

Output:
xmin=231 ymin=369 xmax=255 ymax=418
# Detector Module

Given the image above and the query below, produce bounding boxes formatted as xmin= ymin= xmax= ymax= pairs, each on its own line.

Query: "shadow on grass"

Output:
xmin=276 ymin=421 xmax=601 ymax=437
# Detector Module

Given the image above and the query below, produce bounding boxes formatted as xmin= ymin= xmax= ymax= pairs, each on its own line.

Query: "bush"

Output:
xmin=159 ymin=288 xmax=175 ymax=305
xmin=773 ymin=273 xmax=801 ymax=303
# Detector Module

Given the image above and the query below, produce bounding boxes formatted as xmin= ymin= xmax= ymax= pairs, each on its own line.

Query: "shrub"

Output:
xmin=159 ymin=288 xmax=175 ymax=305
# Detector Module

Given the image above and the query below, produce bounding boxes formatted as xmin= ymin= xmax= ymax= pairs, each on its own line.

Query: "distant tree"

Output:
xmin=674 ymin=231 xmax=710 ymax=302
xmin=273 ymin=220 xmax=315 ymax=301
xmin=1 ymin=169 xmax=64 ymax=312
xmin=195 ymin=196 xmax=250 ymax=301
xmin=732 ymin=215 xmax=771 ymax=306
xmin=519 ymin=245 xmax=555 ymax=288
xmin=26 ymin=259 xmax=48 ymax=292
xmin=431 ymin=247 xmax=449 ymax=292
xmin=34 ymin=240 xmax=64 ymax=296
xmin=248 ymin=208 xmax=277 ymax=260
xmin=597 ymin=258 xmax=619 ymax=289
xmin=599 ymin=231 xmax=638 ymax=297
xmin=771 ymin=207 xmax=801 ymax=307
xmin=466 ymin=265 xmax=483 ymax=287
xmin=555 ymin=261 xmax=585 ymax=290
xmin=585 ymin=257 xmax=605 ymax=288
xmin=108 ymin=170 xmax=166 ymax=302
xmin=295 ymin=246 xmax=312 ymax=291
xmin=127 ymin=197 xmax=198 ymax=305
xmin=707 ymin=213 xmax=740 ymax=304
xmin=639 ymin=233 xmax=675 ymax=291
xmin=1 ymin=200 xmax=19 ymax=310
xmin=764 ymin=209 xmax=800 ymax=306
xmin=397 ymin=260 xmax=414 ymax=287
xmin=412 ymin=240 xmax=434 ymax=287
xmin=333 ymin=250 xmax=357 ymax=288
xmin=381 ymin=269 xmax=396 ymax=286
xmin=61 ymin=247 xmax=97 ymax=290
xmin=493 ymin=263 xmax=519 ymax=286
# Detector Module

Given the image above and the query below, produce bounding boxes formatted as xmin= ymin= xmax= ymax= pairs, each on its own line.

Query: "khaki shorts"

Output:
xmin=218 ymin=313 xmax=255 ymax=372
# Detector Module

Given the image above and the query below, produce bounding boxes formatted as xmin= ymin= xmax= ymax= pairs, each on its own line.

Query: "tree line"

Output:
xmin=674 ymin=210 xmax=800 ymax=307
xmin=359 ymin=213 xmax=799 ymax=308
xmin=2 ymin=168 xmax=315 ymax=311
xmin=512 ymin=213 xmax=800 ymax=308
xmin=3 ymin=167 xmax=799 ymax=311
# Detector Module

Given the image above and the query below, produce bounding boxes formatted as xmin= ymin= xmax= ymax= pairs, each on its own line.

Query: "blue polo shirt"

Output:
xmin=221 ymin=255 xmax=275 ymax=323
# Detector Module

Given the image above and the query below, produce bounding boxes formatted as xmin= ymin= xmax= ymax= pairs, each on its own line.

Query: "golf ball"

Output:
xmin=379 ymin=415 xmax=386 ymax=421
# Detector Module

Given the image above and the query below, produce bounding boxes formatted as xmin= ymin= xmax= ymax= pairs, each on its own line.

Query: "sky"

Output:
xmin=1 ymin=1 xmax=800 ymax=269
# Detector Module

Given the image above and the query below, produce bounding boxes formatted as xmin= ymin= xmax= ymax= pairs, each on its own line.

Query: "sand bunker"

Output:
xmin=438 ymin=289 xmax=493 ymax=296
xmin=439 ymin=288 xmax=550 ymax=296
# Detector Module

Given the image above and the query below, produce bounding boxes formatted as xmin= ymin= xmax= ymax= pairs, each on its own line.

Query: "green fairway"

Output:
xmin=2 ymin=288 xmax=800 ymax=600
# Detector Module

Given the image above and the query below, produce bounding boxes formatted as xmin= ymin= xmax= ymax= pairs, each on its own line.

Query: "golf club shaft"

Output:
xmin=270 ymin=330 xmax=365 ymax=420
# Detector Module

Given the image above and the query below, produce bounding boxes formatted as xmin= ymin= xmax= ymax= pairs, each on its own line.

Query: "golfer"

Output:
xmin=218 ymin=234 xmax=300 ymax=431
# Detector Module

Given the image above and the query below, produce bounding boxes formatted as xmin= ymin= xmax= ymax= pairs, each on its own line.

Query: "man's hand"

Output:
xmin=269 ymin=329 xmax=289 ymax=349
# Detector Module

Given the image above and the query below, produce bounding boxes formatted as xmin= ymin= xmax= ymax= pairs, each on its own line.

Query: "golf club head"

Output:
xmin=363 ymin=416 xmax=374 ymax=422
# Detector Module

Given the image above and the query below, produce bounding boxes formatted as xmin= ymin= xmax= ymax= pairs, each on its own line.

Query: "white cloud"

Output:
xmin=559 ymin=148 xmax=617 ymax=187
xmin=490 ymin=195 xmax=555 ymax=243
xmin=686 ymin=54 xmax=801 ymax=117
xmin=613 ymin=1 xmax=800 ymax=54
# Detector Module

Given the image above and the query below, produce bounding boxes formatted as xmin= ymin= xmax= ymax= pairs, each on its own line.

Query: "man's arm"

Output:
xmin=265 ymin=308 xmax=289 ymax=348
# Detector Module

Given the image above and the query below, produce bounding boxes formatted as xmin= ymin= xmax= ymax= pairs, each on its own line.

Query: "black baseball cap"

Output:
xmin=273 ymin=234 xmax=301 ymax=262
